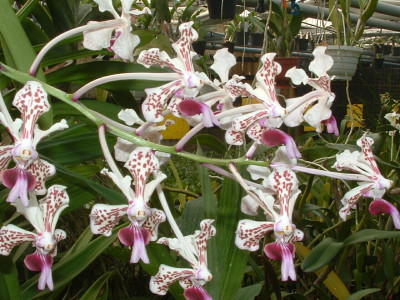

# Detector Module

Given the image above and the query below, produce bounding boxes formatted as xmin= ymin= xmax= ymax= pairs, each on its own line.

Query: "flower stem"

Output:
xmin=155 ymin=180 xmax=198 ymax=264
xmin=0 ymin=63 xmax=269 ymax=167
xmin=30 ymin=19 xmax=124 ymax=75
xmin=228 ymin=163 xmax=274 ymax=219
xmin=72 ymin=73 xmax=181 ymax=101
xmin=98 ymin=125 xmax=124 ymax=179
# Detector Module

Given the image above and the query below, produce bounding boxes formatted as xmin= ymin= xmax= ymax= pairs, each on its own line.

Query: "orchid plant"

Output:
xmin=0 ymin=1 xmax=398 ymax=299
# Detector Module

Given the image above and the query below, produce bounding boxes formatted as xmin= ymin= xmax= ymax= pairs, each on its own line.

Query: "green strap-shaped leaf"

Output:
xmin=232 ymin=282 xmax=263 ymax=300
xmin=301 ymin=238 xmax=344 ymax=272
xmin=0 ymin=256 xmax=21 ymax=300
xmin=347 ymin=288 xmax=381 ymax=300
xmin=79 ymin=271 xmax=114 ymax=300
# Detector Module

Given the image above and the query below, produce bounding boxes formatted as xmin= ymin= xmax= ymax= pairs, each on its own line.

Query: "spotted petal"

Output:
xmin=141 ymin=80 xmax=184 ymax=122
xmin=28 ymin=159 xmax=56 ymax=195
xmin=0 ymin=224 xmax=37 ymax=255
xmin=339 ymin=183 xmax=375 ymax=221
xmin=235 ymin=219 xmax=274 ymax=251
xmin=267 ymin=166 xmax=299 ymax=217
xmin=13 ymin=81 xmax=49 ymax=141
xmin=138 ymin=48 xmax=181 ymax=74
xmin=90 ymin=204 xmax=128 ymax=236
xmin=125 ymin=147 xmax=160 ymax=201
xmin=172 ymin=22 xmax=198 ymax=73
xmin=357 ymin=136 xmax=382 ymax=177
xmin=253 ymin=53 xmax=281 ymax=105
xmin=150 ymin=264 xmax=195 ymax=296
xmin=0 ymin=146 xmax=13 ymax=175
xmin=39 ymin=185 xmax=69 ymax=234
xmin=194 ymin=219 xmax=215 ymax=266
xmin=142 ymin=208 xmax=166 ymax=241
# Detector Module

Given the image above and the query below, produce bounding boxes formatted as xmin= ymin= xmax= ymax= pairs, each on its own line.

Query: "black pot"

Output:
xmin=373 ymin=43 xmax=383 ymax=54
xmin=207 ymin=0 xmax=236 ymax=19
xmin=393 ymin=46 xmax=400 ymax=56
xmin=383 ymin=45 xmax=392 ymax=55
xmin=251 ymin=33 xmax=264 ymax=47
xmin=222 ymin=41 xmax=235 ymax=53
xmin=235 ymin=31 xmax=249 ymax=47
xmin=295 ymin=38 xmax=309 ymax=51
xmin=192 ymin=40 xmax=207 ymax=55
xmin=373 ymin=58 xmax=384 ymax=69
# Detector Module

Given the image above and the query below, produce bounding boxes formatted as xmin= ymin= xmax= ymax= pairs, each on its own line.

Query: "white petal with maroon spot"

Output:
xmin=90 ymin=204 xmax=128 ymax=236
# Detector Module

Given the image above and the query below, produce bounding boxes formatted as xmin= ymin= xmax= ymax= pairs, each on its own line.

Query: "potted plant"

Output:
xmin=327 ymin=0 xmax=378 ymax=80
xmin=224 ymin=10 xmax=255 ymax=47
xmin=266 ymin=0 xmax=303 ymax=85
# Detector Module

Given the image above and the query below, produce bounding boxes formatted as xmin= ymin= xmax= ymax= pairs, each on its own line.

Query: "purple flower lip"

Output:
xmin=183 ymin=285 xmax=212 ymax=300
xmin=178 ymin=99 xmax=220 ymax=128
xmin=261 ymin=129 xmax=301 ymax=159
xmin=369 ymin=198 xmax=400 ymax=229
xmin=24 ymin=252 xmax=54 ymax=290
xmin=118 ymin=225 xmax=151 ymax=264
xmin=264 ymin=242 xmax=296 ymax=281
xmin=2 ymin=168 xmax=36 ymax=206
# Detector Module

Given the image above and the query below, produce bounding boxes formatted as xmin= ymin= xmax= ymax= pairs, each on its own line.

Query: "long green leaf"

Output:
xmin=343 ymin=229 xmax=400 ymax=246
xmin=301 ymin=238 xmax=344 ymax=272
xmin=0 ymin=256 xmax=21 ymax=300
xmin=232 ymin=282 xmax=263 ymax=300
xmin=215 ymin=176 xmax=250 ymax=299
xmin=347 ymin=288 xmax=380 ymax=300
xmin=79 ymin=271 xmax=114 ymax=300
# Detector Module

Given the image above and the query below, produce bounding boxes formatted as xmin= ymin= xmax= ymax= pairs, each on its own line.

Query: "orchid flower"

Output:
xmin=285 ymin=46 xmax=338 ymax=135
xmin=137 ymin=22 xmax=211 ymax=128
xmin=30 ymin=0 xmax=150 ymax=74
xmin=0 ymin=185 xmax=69 ymax=290
xmin=174 ymin=48 xmax=241 ymax=151
xmin=235 ymin=163 xmax=303 ymax=281
xmin=0 ymin=82 xmax=68 ymax=206
xmin=333 ymin=135 xmax=395 ymax=223
xmin=384 ymin=112 xmax=400 ymax=131
xmin=150 ymin=219 xmax=215 ymax=299
xmin=224 ymin=53 xmax=300 ymax=158
xmin=83 ymin=0 xmax=150 ymax=62
xmin=90 ymin=147 xmax=166 ymax=263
